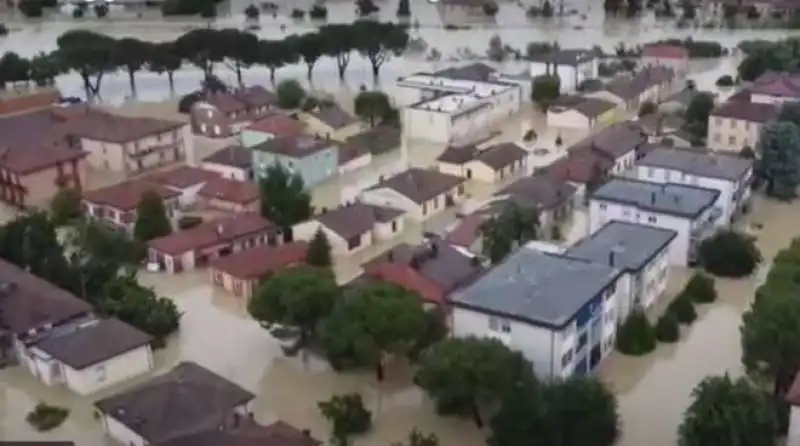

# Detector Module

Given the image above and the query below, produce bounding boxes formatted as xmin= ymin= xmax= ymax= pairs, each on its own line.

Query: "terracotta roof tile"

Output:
xmin=152 ymin=420 xmax=320 ymax=446
xmin=83 ymin=179 xmax=180 ymax=211
xmin=364 ymin=262 xmax=445 ymax=304
xmin=148 ymin=213 xmax=274 ymax=256
xmin=146 ymin=166 xmax=220 ymax=189
xmin=63 ymin=110 xmax=185 ymax=143
xmin=0 ymin=90 xmax=61 ymax=117
xmin=0 ymin=145 xmax=88 ymax=174
xmin=247 ymin=113 xmax=307 ymax=136
xmin=316 ymin=203 xmax=402 ymax=239
xmin=711 ymin=99 xmax=779 ymax=123
xmin=211 ymin=242 xmax=308 ymax=279
xmin=445 ymin=213 xmax=485 ymax=247
xmin=202 ymin=145 xmax=252 ymax=169
xmin=642 ymin=44 xmax=689 ymax=59
xmin=198 ymin=177 xmax=260 ymax=204
xmin=370 ymin=168 xmax=464 ymax=204
xmin=547 ymin=148 xmax=612 ymax=185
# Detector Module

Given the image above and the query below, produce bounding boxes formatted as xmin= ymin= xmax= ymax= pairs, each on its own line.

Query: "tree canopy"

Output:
xmin=684 ymin=91 xmax=715 ymax=139
xmin=258 ymin=162 xmax=312 ymax=237
xmin=757 ymin=121 xmax=800 ymax=199
xmin=306 ymin=229 xmax=333 ymax=267
xmin=49 ymin=188 xmax=83 ymax=227
xmin=133 ymin=190 xmax=172 ymax=242
xmin=354 ymin=90 xmax=393 ymax=127
xmin=698 ymin=230 xmax=761 ymax=278
xmin=481 ymin=203 xmax=540 ymax=264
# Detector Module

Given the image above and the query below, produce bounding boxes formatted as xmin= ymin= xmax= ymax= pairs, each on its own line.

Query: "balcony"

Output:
xmin=127 ymin=139 xmax=183 ymax=160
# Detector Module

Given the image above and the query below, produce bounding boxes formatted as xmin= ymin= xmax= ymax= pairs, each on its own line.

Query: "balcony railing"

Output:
xmin=128 ymin=140 xmax=182 ymax=160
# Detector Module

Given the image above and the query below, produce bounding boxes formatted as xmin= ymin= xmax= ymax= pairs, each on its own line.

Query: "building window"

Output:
xmin=647 ymin=168 xmax=654 ymax=178
xmin=347 ymin=235 xmax=362 ymax=250
xmin=728 ymin=136 xmax=736 ymax=145
xmin=577 ymin=332 xmax=588 ymax=351
xmin=391 ymin=220 xmax=397 ymax=232
xmin=599 ymin=203 xmax=607 ymax=210
xmin=233 ymin=280 xmax=243 ymax=296
xmin=647 ymin=215 xmax=657 ymax=223
xmin=422 ymin=202 xmax=428 ymax=215
xmin=489 ymin=316 xmax=511 ymax=333
xmin=96 ymin=364 xmax=107 ymax=382
xmin=713 ymin=133 xmax=721 ymax=142
xmin=622 ymin=208 xmax=630 ymax=217
xmin=730 ymin=119 xmax=737 ymax=129
xmin=561 ymin=349 xmax=573 ymax=368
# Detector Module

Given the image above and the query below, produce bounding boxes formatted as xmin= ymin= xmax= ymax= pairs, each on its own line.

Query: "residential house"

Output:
xmin=197 ymin=176 xmax=260 ymax=213
xmin=659 ymin=87 xmax=699 ymax=114
xmin=83 ymin=179 xmax=180 ymax=233
xmin=361 ymin=237 xmax=485 ymax=308
xmin=449 ymin=246 xmax=625 ymax=378
xmin=337 ymin=125 xmax=402 ymax=175
xmin=95 ymin=361 xmax=256 ymax=446
xmin=201 ymin=145 xmax=253 ymax=181
xmin=486 ymin=173 xmax=578 ymax=234
xmin=210 ymin=242 xmax=309 ymax=299
xmin=300 ymin=102 xmax=364 ymax=141
xmin=529 ymin=49 xmax=600 ymax=92
xmin=590 ymin=66 xmax=678 ymax=113
xmin=635 ymin=113 xmax=687 ymax=143
xmin=293 ymin=202 xmax=404 ymax=255
xmin=705 ymin=71 xmax=800 ymax=152
xmin=63 ymin=108 xmax=193 ymax=176
xmin=359 ymin=168 xmax=466 ymax=221
xmin=395 ymin=69 xmax=522 ymax=144
xmin=436 ymin=142 xmax=528 ymax=183
xmin=589 ymin=178 xmax=721 ymax=266
xmin=251 ymin=136 xmax=339 ymax=187
xmin=240 ymin=113 xmax=307 ymax=147
xmin=444 ymin=212 xmax=486 ymax=253
xmin=153 ymin=420 xmax=320 ymax=446
xmin=635 ymin=146 xmax=754 ymax=223
xmin=0 ymin=259 xmax=153 ymax=395
xmin=189 ymin=86 xmax=277 ymax=138
xmin=145 ymin=166 xmax=221 ymax=208
xmin=641 ymin=44 xmax=690 ymax=79
xmin=547 ymin=147 xmax=614 ymax=202
xmin=147 ymin=213 xmax=278 ymax=274
xmin=546 ymin=96 xmax=618 ymax=130
xmin=565 ymin=221 xmax=676 ymax=318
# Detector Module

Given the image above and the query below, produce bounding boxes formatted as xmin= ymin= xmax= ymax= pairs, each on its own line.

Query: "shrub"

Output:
xmin=655 ymin=312 xmax=680 ymax=342
xmin=244 ymin=4 xmax=259 ymax=19
xmin=716 ymin=74 xmax=735 ymax=87
xmin=669 ymin=295 xmax=697 ymax=324
xmin=318 ymin=394 xmax=373 ymax=444
xmin=26 ymin=403 xmax=69 ymax=432
xmin=638 ymin=100 xmax=657 ymax=117
xmin=555 ymin=135 xmax=563 ymax=146
xmin=0 ymin=24 xmax=7 ymax=36
xmin=309 ymin=4 xmax=327 ymax=19
xmin=615 ymin=309 xmax=657 ymax=356
xmin=482 ymin=1 xmax=498 ymax=16
xmin=276 ymin=79 xmax=306 ymax=109
xmin=72 ymin=7 xmax=84 ymax=18
xmin=291 ymin=8 xmax=305 ymax=18
xmin=597 ymin=62 xmax=618 ymax=77
xmin=577 ymin=78 xmax=604 ymax=92
xmin=698 ymin=230 xmax=762 ymax=278
xmin=356 ymin=0 xmax=379 ymax=16
xmin=684 ymin=272 xmax=717 ymax=304
xmin=93 ymin=2 xmax=108 ymax=17
xmin=18 ymin=0 xmax=44 ymax=17
xmin=178 ymin=215 xmax=203 ymax=230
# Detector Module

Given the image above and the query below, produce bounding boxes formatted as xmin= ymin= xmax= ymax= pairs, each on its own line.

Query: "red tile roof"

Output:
xmin=146 ymin=166 xmax=220 ymax=189
xmin=83 ymin=179 xmax=179 ymax=211
xmin=62 ymin=109 xmax=185 ymax=143
xmin=148 ymin=213 xmax=274 ymax=256
xmin=547 ymin=148 xmax=613 ymax=185
xmin=0 ymin=90 xmax=61 ymax=117
xmin=642 ymin=44 xmax=689 ymax=59
xmin=198 ymin=176 xmax=260 ymax=204
xmin=749 ymin=71 xmax=800 ymax=98
xmin=0 ymin=145 xmax=88 ymax=174
xmin=445 ymin=213 xmax=484 ymax=247
xmin=211 ymin=242 xmax=308 ymax=279
xmin=711 ymin=99 xmax=779 ymax=124
xmin=363 ymin=262 xmax=445 ymax=305
xmin=247 ymin=113 xmax=307 ymax=136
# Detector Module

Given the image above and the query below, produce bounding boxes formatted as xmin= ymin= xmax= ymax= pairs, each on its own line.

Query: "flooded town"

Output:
xmin=2 ymin=0 xmax=800 ymax=444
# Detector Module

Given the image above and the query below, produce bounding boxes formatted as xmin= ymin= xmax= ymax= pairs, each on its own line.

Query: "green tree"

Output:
xmin=293 ymin=32 xmax=324 ymax=83
xmin=483 ymin=1 xmax=499 ymax=15
xmin=27 ymin=52 xmax=61 ymax=87
xmin=655 ymin=311 xmax=680 ymax=342
xmin=98 ymin=275 xmax=181 ymax=340
xmin=258 ymin=162 xmax=312 ymax=238
xmin=173 ymin=28 xmax=225 ymax=81
xmin=133 ymin=190 xmax=172 ymax=242
xmin=275 ymin=79 xmax=307 ymax=109
xmin=757 ymin=121 xmax=800 ymax=199
xmin=248 ymin=266 xmax=338 ymax=351
xmin=352 ymin=21 xmax=409 ymax=82
xmin=57 ymin=30 xmax=117 ymax=98
xmin=319 ymin=283 xmax=428 ymax=379
xmin=147 ymin=42 xmax=182 ymax=92
xmin=539 ymin=377 xmax=620 ymax=446
xmin=309 ymin=4 xmax=328 ymax=19
xmin=18 ymin=0 xmax=43 ymax=17
xmin=481 ymin=202 xmax=540 ymax=264
xmin=778 ymin=102 xmax=800 ymax=127
xmin=319 ymin=24 xmax=354 ymax=82
xmin=220 ymin=29 xmax=259 ymax=86
xmin=615 ymin=309 xmax=656 ymax=355
xmin=306 ymin=229 xmax=332 ymax=267
xmin=318 ymin=393 xmax=372 ymax=446
xmin=684 ymin=91 xmax=715 ymax=138
xmin=50 ymin=188 xmax=82 ymax=227
xmin=669 ymin=295 xmax=697 ymax=324
xmin=541 ymin=0 xmax=554 ymax=16
xmin=397 ymin=0 xmax=411 ymax=17
xmin=354 ymin=90 xmax=392 ymax=127
xmin=678 ymin=375 xmax=778 ymax=446
xmin=489 ymin=378 xmax=547 ymax=446
xmin=258 ymin=39 xmax=295 ymax=85
xmin=0 ymin=52 xmax=31 ymax=85
xmin=93 ymin=2 xmax=108 ymax=17
xmin=698 ymin=230 xmax=761 ymax=277
xmin=113 ymin=38 xmax=151 ymax=97
xmin=415 ymin=337 xmax=536 ymax=427
xmin=530 ymin=74 xmax=560 ymax=111
xmin=716 ymin=74 xmax=735 ymax=87
xmin=681 ymin=0 xmax=696 ymax=19
xmin=244 ymin=3 xmax=259 ymax=20
xmin=683 ymin=272 xmax=717 ymax=303
xmin=392 ymin=430 xmax=438 ymax=446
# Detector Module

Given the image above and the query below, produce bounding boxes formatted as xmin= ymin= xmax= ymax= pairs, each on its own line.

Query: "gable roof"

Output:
xmin=316 ymin=202 xmax=402 ymax=240
xmin=566 ymin=221 xmax=677 ymax=272
xmin=370 ymin=168 xmax=464 ymax=204
xmin=34 ymin=318 xmax=152 ymax=370
xmin=305 ymin=103 xmax=358 ymax=130
xmin=146 ymin=166 xmax=220 ymax=189
xmin=211 ymin=242 xmax=308 ymax=280
xmin=604 ymin=67 xmax=676 ymax=101
xmin=490 ymin=173 xmax=577 ymax=211
xmin=202 ymin=145 xmax=253 ymax=170
xmin=83 ymin=179 xmax=180 ymax=211
xmin=198 ymin=177 xmax=260 ymax=204
xmin=250 ymin=136 xmax=331 ymax=158
xmin=62 ymin=109 xmax=185 ymax=143
xmin=341 ymin=125 xmax=401 ymax=156
xmin=246 ymin=113 xmax=307 ymax=137
xmin=0 ymin=259 xmax=92 ymax=336
xmin=571 ymin=97 xmax=617 ymax=118
xmin=642 ymin=44 xmax=689 ymax=59
xmin=637 ymin=146 xmax=752 ymax=181
xmin=152 ymin=420 xmax=319 ymax=446
xmin=451 ymin=248 xmax=620 ymax=329
xmin=148 ymin=214 xmax=275 ymax=255
xmin=591 ymin=177 xmax=720 ymax=219
xmin=474 ymin=143 xmax=528 ymax=169
xmin=95 ymin=362 xmax=255 ymax=444
xmin=528 ymin=49 xmax=597 ymax=66
xmin=0 ymin=90 xmax=61 ymax=117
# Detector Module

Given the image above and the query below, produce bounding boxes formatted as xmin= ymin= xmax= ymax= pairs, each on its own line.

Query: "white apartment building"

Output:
xmin=394 ymin=74 xmax=521 ymax=144
xmin=565 ymin=221 xmax=676 ymax=318
xmin=528 ymin=49 xmax=599 ymax=92
xmin=449 ymin=246 xmax=626 ymax=379
xmin=635 ymin=146 xmax=754 ymax=224
xmin=589 ymin=178 xmax=721 ymax=266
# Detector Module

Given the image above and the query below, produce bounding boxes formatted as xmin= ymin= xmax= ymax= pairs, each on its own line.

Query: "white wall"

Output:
xmin=638 ymin=247 xmax=670 ymax=310
xmin=610 ymin=151 xmax=637 ymax=175
xmin=169 ymin=182 xmax=207 ymax=208
xmin=201 ymin=162 xmax=249 ymax=182
xmin=374 ymin=217 xmax=404 ymax=241
xmin=338 ymin=152 xmax=372 ymax=175
xmin=358 ymin=188 xmax=420 ymax=219
xmin=103 ymin=414 xmax=147 ymax=446
xmin=404 ymin=108 xmax=451 ymax=143
xmin=589 ymin=199 xmax=691 ymax=267
xmin=546 ymin=109 xmax=591 ymax=130
xmin=64 ymin=346 xmax=153 ymax=395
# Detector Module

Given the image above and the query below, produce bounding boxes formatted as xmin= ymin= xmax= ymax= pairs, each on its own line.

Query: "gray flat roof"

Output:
xmin=638 ymin=147 xmax=752 ymax=181
xmin=591 ymin=178 xmax=719 ymax=219
xmin=450 ymin=249 xmax=619 ymax=329
xmin=565 ymin=221 xmax=677 ymax=272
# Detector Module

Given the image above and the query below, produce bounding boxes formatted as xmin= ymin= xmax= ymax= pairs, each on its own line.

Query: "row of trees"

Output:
xmin=0 ymin=21 xmax=409 ymax=99
xmin=756 ymin=102 xmax=800 ymax=199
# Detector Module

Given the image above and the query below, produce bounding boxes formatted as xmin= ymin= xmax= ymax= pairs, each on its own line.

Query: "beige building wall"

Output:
xmin=80 ymin=124 xmax=193 ymax=175
xmin=706 ymin=115 xmax=762 ymax=153
xmin=23 ymin=158 xmax=88 ymax=209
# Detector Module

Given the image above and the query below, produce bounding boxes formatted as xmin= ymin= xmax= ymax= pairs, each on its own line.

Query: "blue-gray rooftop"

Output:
xmin=566 ymin=221 xmax=677 ymax=272
xmin=638 ymin=147 xmax=752 ymax=181
xmin=591 ymin=178 xmax=719 ymax=219
xmin=450 ymin=249 xmax=619 ymax=329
